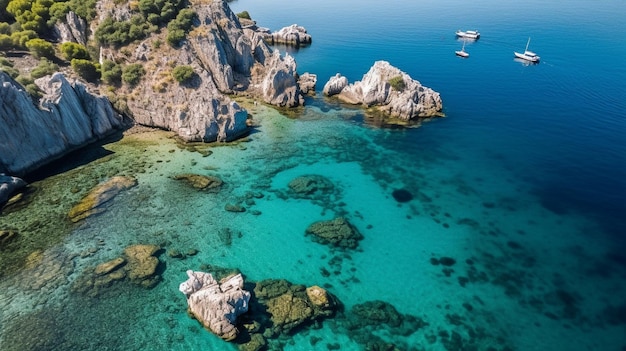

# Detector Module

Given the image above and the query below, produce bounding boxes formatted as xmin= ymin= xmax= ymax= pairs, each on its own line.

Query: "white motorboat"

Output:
xmin=455 ymin=30 xmax=480 ymax=40
xmin=514 ymin=37 xmax=540 ymax=63
xmin=455 ymin=40 xmax=469 ymax=58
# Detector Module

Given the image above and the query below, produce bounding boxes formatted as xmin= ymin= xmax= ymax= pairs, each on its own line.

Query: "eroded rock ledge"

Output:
xmin=323 ymin=60 xmax=443 ymax=120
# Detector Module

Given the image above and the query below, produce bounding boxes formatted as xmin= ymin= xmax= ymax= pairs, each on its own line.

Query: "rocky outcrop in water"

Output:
xmin=68 ymin=176 xmax=137 ymax=222
xmin=264 ymin=24 xmax=312 ymax=46
xmin=0 ymin=72 xmax=127 ymax=176
xmin=255 ymin=280 xmax=336 ymax=335
xmin=179 ymin=270 xmax=250 ymax=341
xmin=324 ymin=60 xmax=443 ymax=120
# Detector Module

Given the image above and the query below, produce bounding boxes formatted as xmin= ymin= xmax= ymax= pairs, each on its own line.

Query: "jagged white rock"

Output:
xmin=324 ymin=61 xmax=443 ymax=120
xmin=267 ymin=24 xmax=312 ymax=46
xmin=180 ymin=270 xmax=250 ymax=341
xmin=0 ymin=72 xmax=126 ymax=175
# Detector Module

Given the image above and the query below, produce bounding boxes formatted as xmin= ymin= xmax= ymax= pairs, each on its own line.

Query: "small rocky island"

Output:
xmin=324 ymin=60 xmax=443 ymax=121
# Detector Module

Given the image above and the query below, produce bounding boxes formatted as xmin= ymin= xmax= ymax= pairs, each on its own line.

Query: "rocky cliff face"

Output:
xmin=0 ymin=72 xmax=127 ymax=175
xmin=98 ymin=0 xmax=305 ymax=143
xmin=324 ymin=60 xmax=443 ymax=120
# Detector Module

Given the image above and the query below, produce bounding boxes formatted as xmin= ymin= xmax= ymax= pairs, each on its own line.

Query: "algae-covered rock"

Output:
xmin=94 ymin=257 xmax=126 ymax=276
xmin=288 ymin=175 xmax=334 ymax=197
xmin=68 ymin=176 xmax=137 ymax=222
xmin=0 ymin=229 xmax=18 ymax=248
xmin=124 ymin=244 xmax=161 ymax=286
xmin=72 ymin=244 xmax=163 ymax=297
xmin=305 ymin=217 xmax=363 ymax=249
xmin=253 ymin=279 xmax=337 ymax=335
xmin=173 ymin=174 xmax=223 ymax=190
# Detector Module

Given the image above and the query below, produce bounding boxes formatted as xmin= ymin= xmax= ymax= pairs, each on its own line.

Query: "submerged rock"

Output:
xmin=253 ymin=279 xmax=337 ymax=335
xmin=0 ymin=229 xmax=18 ymax=247
xmin=179 ymin=271 xmax=251 ymax=341
xmin=392 ymin=189 xmax=413 ymax=203
xmin=67 ymin=176 xmax=137 ymax=222
xmin=288 ymin=174 xmax=334 ymax=197
xmin=324 ymin=60 xmax=443 ymax=120
xmin=173 ymin=173 xmax=223 ymax=191
xmin=305 ymin=217 xmax=363 ymax=249
xmin=72 ymin=244 xmax=163 ymax=296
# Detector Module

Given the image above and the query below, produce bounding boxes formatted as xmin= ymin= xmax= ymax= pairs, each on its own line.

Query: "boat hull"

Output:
xmin=455 ymin=31 xmax=480 ymax=40
xmin=514 ymin=52 xmax=540 ymax=63
xmin=455 ymin=51 xmax=469 ymax=58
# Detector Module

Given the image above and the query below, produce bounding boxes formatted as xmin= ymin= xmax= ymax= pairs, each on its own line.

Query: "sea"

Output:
xmin=1 ymin=0 xmax=625 ymax=350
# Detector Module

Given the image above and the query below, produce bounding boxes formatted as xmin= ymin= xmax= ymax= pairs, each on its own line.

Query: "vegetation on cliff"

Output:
xmin=0 ymin=0 xmax=196 ymax=89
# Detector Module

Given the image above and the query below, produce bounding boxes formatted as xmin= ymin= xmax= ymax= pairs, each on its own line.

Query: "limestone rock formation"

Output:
xmin=0 ymin=72 xmax=127 ymax=175
xmin=53 ymin=11 xmax=88 ymax=45
xmin=68 ymin=176 xmax=137 ymax=222
xmin=323 ymin=73 xmax=348 ymax=96
xmin=0 ymin=174 xmax=26 ymax=207
xmin=298 ymin=73 xmax=317 ymax=95
xmin=179 ymin=270 xmax=251 ymax=341
xmin=305 ymin=217 xmax=363 ymax=249
xmin=101 ymin=0 xmax=307 ymax=143
xmin=324 ymin=60 xmax=443 ymax=120
xmin=266 ymin=24 xmax=312 ymax=46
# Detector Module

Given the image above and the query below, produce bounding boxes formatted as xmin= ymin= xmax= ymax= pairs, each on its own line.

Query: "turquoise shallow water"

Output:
xmin=2 ymin=0 xmax=626 ymax=350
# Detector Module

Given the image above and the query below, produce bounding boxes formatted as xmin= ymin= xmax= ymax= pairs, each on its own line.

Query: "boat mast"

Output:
xmin=525 ymin=37 xmax=531 ymax=52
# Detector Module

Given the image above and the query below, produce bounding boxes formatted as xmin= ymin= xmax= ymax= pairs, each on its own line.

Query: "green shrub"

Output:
xmin=166 ymin=9 xmax=196 ymax=47
xmin=47 ymin=2 xmax=70 ymax=26
xmin=0 ymin=33 xmax=12 ymax=49
xmin=30 ymin=57 xmax=58 ymax=78
xmin=71 ymin=58 xmax=100 ymax=82
xmin=68 ymin=0 xmax=97 ymax=21
xmin=95 ymin=14 xmax=155 ymax=47
xmin=0 ymin=56 xmax=13 ymax=67
xmin=236 ymin=11 xmax=251 ymax=20
xmin=388 ymin=75 xmax=405 ymax=91
xmin=60 ymin=42 xmax=90 ymax=61
xmin=11 ymin=29 xmax=37 ymax=48
xmin=101 ymin=59 xmax=122 ymax=85
xmin=0 ymin=65 xmax=19 ymax=78
xmin=25 ymin=38 xmax=55 ymax=59
xmin=121 ymin=63 xmax=145 ymax=86
xmin=0 ymin=22 xmax=10 ymax=35
xmin=171 ymin=65 xmax=195 ymax=83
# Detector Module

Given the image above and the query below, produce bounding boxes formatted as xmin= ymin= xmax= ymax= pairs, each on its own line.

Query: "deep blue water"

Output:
xmin=231 ymin=0 xmax=626 ymax=240
xmin=1 ymin=0 xmax=626 ymax=350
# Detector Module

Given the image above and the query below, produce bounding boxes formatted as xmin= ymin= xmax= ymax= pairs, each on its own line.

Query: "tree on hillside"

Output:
xmin=25 ymin=38 xmax=54 ymax=59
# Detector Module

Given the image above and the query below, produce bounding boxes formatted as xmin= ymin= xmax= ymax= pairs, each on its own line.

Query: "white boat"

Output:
xmin=455 ymin=40 xmax=469 ymax=58
xmin=514 ymin=37 xmax=540 ymax=63
xmin=455 ymin=30 xmax=480 ymax=40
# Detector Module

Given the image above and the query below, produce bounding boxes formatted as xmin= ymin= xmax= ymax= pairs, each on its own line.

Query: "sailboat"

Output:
xmin=514 ymin=37 xmax=540 ymax=63
xmin=456 ymin=40 xmax=469 ymax=58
